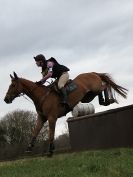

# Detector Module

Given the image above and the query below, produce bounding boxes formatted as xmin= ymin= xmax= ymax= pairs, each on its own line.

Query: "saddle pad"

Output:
xmin=65 ymin=80 xmax=77 ymax=94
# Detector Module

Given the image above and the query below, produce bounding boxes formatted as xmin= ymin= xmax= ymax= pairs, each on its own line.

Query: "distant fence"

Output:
xmin=67 ymin=104 xmax=133 ymax=150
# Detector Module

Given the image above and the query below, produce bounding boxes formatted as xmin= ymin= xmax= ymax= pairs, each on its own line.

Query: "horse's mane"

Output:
xmin=19 ymin=77 xmax=48 ymax=91
xmin=20 ymin=77 xmax=34 ymax=84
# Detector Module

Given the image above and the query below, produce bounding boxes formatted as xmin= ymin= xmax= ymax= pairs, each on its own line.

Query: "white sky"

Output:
xmin=0 ymin=0 xmax=133 ymax=136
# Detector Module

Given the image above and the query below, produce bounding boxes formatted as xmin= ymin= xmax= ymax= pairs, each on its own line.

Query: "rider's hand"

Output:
xmin=35 ymin=81 xmax=42 ymax=85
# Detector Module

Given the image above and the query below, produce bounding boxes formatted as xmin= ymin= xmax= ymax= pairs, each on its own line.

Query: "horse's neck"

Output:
xmin=20 ymin=78 xmax=46 ymax=100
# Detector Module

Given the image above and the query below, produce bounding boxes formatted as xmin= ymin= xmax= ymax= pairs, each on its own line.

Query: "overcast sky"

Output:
xmin=0 ymin=0 xmax=133 ymax=136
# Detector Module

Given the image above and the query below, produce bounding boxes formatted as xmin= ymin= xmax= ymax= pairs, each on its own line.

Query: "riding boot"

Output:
xmin=60 ymin=87 xmax=68 ymax=105
xmin=60 ymin=87 xmax=71 ymax=114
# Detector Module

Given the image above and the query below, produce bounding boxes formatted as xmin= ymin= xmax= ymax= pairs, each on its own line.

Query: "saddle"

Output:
xmin=49 ymin=79 xmax=77 ymax=94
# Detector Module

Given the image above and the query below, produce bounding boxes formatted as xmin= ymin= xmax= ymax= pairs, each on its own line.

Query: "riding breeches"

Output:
xmin=58 ymin=72 xmax=69 ymax=89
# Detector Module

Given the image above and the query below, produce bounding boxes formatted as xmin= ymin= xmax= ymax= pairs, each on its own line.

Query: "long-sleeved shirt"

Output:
xmin=40 ymin=61 xmax=54 ymax=84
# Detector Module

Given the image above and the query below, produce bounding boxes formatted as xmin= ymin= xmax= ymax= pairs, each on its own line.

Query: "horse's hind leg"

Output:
xmin=98 ymin=92 xmax=106 ymax=105
xmin=107 ymin=87 xmax=118 ymax=104
xmin=104 ymin=87 xmax=116 ymax=105
xmin=103 ymin=88 xmax=111 ymax=106
xmin=81 ymin=91 xmax=97 ymax=103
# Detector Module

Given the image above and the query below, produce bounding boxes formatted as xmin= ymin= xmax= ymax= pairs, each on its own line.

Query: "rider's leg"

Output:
xmin=58 ymin=72 xmax=69 ymax=105
xmin=60 ymin=87 xmax=68 ymax=104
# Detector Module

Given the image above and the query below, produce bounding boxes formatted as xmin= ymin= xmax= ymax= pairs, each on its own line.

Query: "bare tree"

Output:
xmin=0 ymin=125 xmax=7 ymax=146
xmin=0 ymin=109 xmax=48 ymax=145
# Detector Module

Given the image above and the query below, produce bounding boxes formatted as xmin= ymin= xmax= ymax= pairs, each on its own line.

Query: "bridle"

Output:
xmin=6 ymin=78 xmax=53 ymax=108
xmin=16 ymin=80 xmax=52 ymax=105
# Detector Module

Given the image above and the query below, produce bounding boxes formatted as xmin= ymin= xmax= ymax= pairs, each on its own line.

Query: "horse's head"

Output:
xmin=4 ymin=72 xmax=23 ymax=104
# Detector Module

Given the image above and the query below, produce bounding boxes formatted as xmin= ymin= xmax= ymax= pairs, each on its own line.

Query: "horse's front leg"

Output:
xmin=26 ymin=115 xmax=46 ymax=152
xmin=47 ymin=117 xmax=57 ymax=157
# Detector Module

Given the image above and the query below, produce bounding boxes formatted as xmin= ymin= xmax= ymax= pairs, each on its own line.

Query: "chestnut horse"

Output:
xmin=4 ymin=72 xmax=127 ymax=156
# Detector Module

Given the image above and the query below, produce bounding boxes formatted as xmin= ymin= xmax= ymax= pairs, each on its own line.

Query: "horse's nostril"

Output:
xmin=4 ymin=97 xmax=8 ymax=103
xmin=4 ymin=97 xmax=11 ymax=103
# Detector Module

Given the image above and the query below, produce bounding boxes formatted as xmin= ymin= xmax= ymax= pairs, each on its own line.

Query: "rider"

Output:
xmin=34 ymin=54 xmax=70 ymax=106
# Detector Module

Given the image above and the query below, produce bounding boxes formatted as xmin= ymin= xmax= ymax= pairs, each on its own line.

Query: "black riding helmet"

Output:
xmin=34 ymin=54 xmax=46 ymax=61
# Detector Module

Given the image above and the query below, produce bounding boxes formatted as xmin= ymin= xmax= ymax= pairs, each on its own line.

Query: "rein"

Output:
xmin=19 ymin=93 xmax=34 ymax=104
xmin=18 ymin=81 xmax=52 ymax=107
xmin=14 ymin=81 xmax=38 ymax=104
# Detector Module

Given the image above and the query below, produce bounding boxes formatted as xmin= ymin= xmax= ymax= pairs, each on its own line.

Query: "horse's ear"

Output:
xmin=10 ymin=74 xmax=14 ymax=79
xmin=13 ymin=72 xmax=18 ymax=79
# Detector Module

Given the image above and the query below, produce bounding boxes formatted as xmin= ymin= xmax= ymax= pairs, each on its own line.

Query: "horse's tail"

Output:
xmin=95 ymin=72 xmax=128 ymax=99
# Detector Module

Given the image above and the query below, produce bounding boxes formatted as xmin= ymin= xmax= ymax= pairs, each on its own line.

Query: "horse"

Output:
xmin=4 ymin=72 xmax=128 ymax=156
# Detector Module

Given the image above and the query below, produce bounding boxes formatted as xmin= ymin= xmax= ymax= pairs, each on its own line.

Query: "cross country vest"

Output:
xmin=42 ymin=57 xmax=70 ymax=79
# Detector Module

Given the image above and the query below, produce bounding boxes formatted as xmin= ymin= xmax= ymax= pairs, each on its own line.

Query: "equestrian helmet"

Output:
xmin=34 ymin=54 xmax=46 ymax=61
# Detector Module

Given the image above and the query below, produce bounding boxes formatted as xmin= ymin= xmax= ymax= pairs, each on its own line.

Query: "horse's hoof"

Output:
xmin=46 ymin=152 xmax=53 ymax=158
xmin=109 ymin=98 xmax=117 ymax=104
xmin=25 ymin=150 xmax=32 ymax=153
xmin=99 ymin=101 xmax=110 ymax=106
xmin=25 ymin=146 xmax=32 ymax=153
xmin=99 ymin=101 xmax=106 ymax=105
xmin=105 ymin=99 xmax=116 ymax=105
xmin=109 ymin=99 xmax=115 ymax=104
xmin=105 ymin=102 xmax=110 ymax=106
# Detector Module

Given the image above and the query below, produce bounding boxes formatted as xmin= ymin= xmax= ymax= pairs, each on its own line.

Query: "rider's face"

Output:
xmin=35 ymin=60 xmax=43 ymax=67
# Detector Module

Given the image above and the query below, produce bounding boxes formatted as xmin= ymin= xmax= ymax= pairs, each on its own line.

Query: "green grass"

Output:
xmin=0 ymin=148 xmax=133 ymax=177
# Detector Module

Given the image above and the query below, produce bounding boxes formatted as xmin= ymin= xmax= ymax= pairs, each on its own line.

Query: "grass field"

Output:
xmin=0 ymin=148 xmax=133 ymax=177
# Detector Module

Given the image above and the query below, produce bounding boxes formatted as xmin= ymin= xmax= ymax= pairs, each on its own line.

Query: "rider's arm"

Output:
xmin=40 ymin=61 xmax=54 ymax=84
